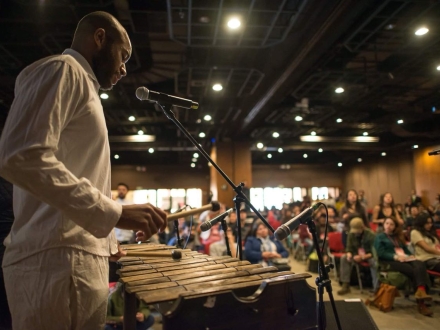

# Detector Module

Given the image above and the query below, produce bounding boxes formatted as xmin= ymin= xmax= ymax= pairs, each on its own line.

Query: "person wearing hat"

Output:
xmin=337 ymin=217 xmax=377 ymax=295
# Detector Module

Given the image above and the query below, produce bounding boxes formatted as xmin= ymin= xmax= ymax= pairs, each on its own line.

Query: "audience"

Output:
xmin=410 ymin=213 xmax=440 ymax=272
xmin=374 ymin=216 xmax=432 ymax=316
xmin=339 ymin=189 xmax=369 ymax=228
xmin=372 ymin=192 xmax=404 ymax=231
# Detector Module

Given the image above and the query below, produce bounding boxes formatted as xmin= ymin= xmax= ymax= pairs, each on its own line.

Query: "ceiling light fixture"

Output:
xmin=272 ymin=132 xmax=280 ymax=138
xmin=148 ymin=148 xmax=154 ymax=153
xmin=109 ymin=135 xmax=155 ymax=143
xmin=415 ymin=27 xmax=429 ymax=36
xmin=437 ymin=65 xmax=440 ymax=71
xmin=128 ymin=116 xmax=135 ymax=121
xmin=336 ymin=118 xmax=343 ymax=123
xmin=267 ymin=154 xmax=272 ymax=159
xmin=199 ymin=132 xmax=206 ymax=138
xmin=311 ymin=131 xmax=316 ymax=136
xmin=335 ymin=87 xmax=344 ymax=93
xmin=295 ymin=115 xmax=303 ymax=121
xmin=397 ymin=119 xmax=404 ymax=124
xmin=227 ymin=18 xmax=241 ymax=29
xmin=100 ymin=93 xmax=109 ymax=99
xmin=363 ymin=132 xmax=368 ymax=136
xmin=193 ymin=153 xmax=199 ymax=158
xmin=256 ymin=142 xmax=264 ymax=149
xmin=203 ymin=114 xmax=212 ymax=121
xmin=381 ymin=152 xmax=386 ymax=156
xmin=303 ymin=154 xmax=308 ymax=158
xmin=318 ymin=148 xmax=323 ymax=152
xmin=191 ymin=163 xmax=196 ymax=168
xmin=137 ymin=130 xmax=144 ymax=135
xmin=358 ymin=158 xmax=362 ymax=162
xmin=385 ymin=24 xmax=395 ymax=30
xmin=300 ymin=135 xmax=379 ymax=142
xmin=413 ymin=145 xmax=419 ymax=149
xmin=212 ymin=83 xmax=223 ymax=91
xmin=338 ymin=162 xmax=343 ymax=167
xmin=114 ymin=154 xmax=119 ymax=159
xmin=278 ymin=148 xmax=283 ymax=153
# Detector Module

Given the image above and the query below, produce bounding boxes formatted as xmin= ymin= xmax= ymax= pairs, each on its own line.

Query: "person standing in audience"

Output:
xmin=410 ymin=189 xmax=422 ymax=207
xmin=0 ymin=12 xmax=167 ymax=329
xmin=337 ymin=218 xmax=377 ymax=295
xmin=405 ymin=205 xmax=420 ymax=228
xmin=339 ymin=189 xmax=369 ymax=228
xmin=114 ymin=183 xmax=135 ymax=244
xmin=410 ymin=213 xmax=440 ymax=273
xmin=372 ymin=192 xmax=404 ymax=231
xmin=374 ymin=217 xmax=432 ymax=316
xmin=358 ymin=189 xmax=368 ymax=209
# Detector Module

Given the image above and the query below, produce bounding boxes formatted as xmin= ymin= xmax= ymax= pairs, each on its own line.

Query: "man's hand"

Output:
xmin=346 ymin=252 xmax=352 ymax=261
xmin=353 ymin=255 xmax=362 ymax=263
xmin=136 ymin=312 xmax=145 ymax=322
xmin=109 ymin=243 xmax=127 ymax=262
xmin=116 ymin=204 xmax=167 ymax=241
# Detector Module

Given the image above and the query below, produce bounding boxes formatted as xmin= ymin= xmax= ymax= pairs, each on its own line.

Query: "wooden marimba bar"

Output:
xmin=117 ymin=243 xmax=317 ymax=330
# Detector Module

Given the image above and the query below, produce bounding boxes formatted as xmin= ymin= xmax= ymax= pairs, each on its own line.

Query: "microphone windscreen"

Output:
xmin=136 ymin=87 xmax=149 ymax=101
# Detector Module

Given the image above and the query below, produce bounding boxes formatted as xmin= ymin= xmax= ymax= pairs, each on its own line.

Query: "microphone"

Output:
xmin=136 ymin=87 xmax=199 ymax=110
xmin=274 ymin=203 xmax=322 ymax=241
xmin=200 ymin=208 xmax=234 ymax=232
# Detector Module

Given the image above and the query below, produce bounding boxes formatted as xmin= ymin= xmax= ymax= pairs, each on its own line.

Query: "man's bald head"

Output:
xmin=71 ymin=11 xmax=131 ymax=90
xmin=73 ymin=11 xmax=127 ymax=44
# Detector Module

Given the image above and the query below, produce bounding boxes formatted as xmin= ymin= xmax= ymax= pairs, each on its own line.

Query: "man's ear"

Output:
xmin=94 ymin=28 xmax=106 ymax=50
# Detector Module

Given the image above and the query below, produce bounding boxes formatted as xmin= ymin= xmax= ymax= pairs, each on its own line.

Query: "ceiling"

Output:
xmin=1 ymin=0 xmax=440 ymax=169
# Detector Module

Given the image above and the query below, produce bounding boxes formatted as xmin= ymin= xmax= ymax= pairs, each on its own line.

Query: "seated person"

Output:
xmin=410 ymin=213 xmax=440 ymax=272
xmin=374 ymin=216 xmax=433 ymax=316
xmin=209 ymin=225 xmax=237 ymax=258
xmin=406 ymin=205 xmax=420 ymax=228
xmin=433 ymin=211 xmax=440 ymax=229
xmin=337 ymin=218 xmax=377 ymax=295
xmin=105 ymin=282 xmax=155 ymax=330
xmin=245 ymin=220 xmax=288 ymax=267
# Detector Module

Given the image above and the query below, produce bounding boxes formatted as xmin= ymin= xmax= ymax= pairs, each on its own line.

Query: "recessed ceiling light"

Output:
xmin=204 ymin=115 xmax=212 ymax=121
xmin=437 ymin=65 xmax=440 ymax=71
xmin=397 ymin=119 xmax=404 ymax=124
xmin=193 ymin=153 xmax=199 ymax=158
xmin=272 ymin=132 xmax=280 ymax=138
xmin=148 ymin=148 xmax=154 ymax=153
xmin=257 ymin=142 xmax=264 ymax=149
xmin=358 ymin=158 xmax=362 ymax=162
xmin=227 ymin=18 xmax=241 ymax=29
xmin=114 ymin=154 xmax=119 ymax=159
xmin=267 ymin=154 xmax=272 ymax=159
xmin=415 ymin=27 xmax=429 ymax=36
xmin=336 ymin=118 xmax=343 ymax=123
xmin=137 ymin=130 xmax=144 ymax=135
xmin=196 ymin=119 xmax=202 ymax=124
xmin=212 ymin=83 xmax=223 ymax=91
xmin=311 ymin=131 xmax=316 ymax=136
xmin=413 ymin=145 xmax=419 ymax=149
xmin=303 ymin=154 xmax=308 ymax=158
xmin=192 ymin=158 xmax=197 ymax=162
xmin=363 ymin=132 xmax=368 ymax=136
xmin=278 ymin=148 xmax=283 ymax=153
xmin=381 ymin=152 xmax=386 ymax=156
xmin=335 ymin=87 xmax=344 ymax=93
xmin=199 ymin=132 xmax=206 ymax=138
xmin=338 ymin=162 xmax=343 ymax=167
xmin=385 ymin=24 xmax=395 ymax=30
xmin=295 ymin=115 xmax=303 ymax=121
xmin=191 ymin=163 xmax=196 ymax=168
xmin=100 ymin=93 xmax=109 ymax=99
xmin=128 ymin=116 xmax=135 ymax=121
xmin=199 ymin=16 xmax=210 ymax=23
xmin=318 ymin=148 xmax=323 ymax=153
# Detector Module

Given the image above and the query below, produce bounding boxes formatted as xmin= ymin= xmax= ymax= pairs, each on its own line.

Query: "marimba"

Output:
xmin=118 ymin=244 xmax=317 ymax=330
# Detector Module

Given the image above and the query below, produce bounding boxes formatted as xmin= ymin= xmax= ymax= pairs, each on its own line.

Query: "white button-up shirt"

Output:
xmin=0 ymin=49 xmax=121 ymax=266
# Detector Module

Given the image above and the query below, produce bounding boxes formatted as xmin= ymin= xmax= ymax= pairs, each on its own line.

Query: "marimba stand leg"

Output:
xmin=123 ymin=286 xmax=137 ymax=330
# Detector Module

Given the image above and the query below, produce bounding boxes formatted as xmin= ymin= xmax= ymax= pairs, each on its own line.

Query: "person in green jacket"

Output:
xmin=374 ymin=216 xmax=432 ymax=316
xmin=105 ymin=282 xmax=155 ymax=330
xmin=338 ymin=217 xmax=377 ymax=295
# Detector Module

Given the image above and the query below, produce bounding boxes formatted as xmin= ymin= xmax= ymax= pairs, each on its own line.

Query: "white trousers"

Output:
xmin=3 ymin=247 xmax=109 ymax=330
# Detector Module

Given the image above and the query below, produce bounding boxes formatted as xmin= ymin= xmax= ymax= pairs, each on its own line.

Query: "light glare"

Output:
xmin=335 ymin=87 xmax=344 ymax=93
xmin=128 ymin=116 xmax=135 ymax=121
xmin=415 ymin=27 xmax=429 ymax=36
xmin=227 ymin=18 xmax=241 ymax=29
xmin=212 ymin=84 xmax=223 ymax=91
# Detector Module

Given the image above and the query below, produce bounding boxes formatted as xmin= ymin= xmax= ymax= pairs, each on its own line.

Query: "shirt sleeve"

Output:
xmin=0 ymin=60 xmax=121 ymax=239
xmin=410 ymin=229 xmax=423 ymax=245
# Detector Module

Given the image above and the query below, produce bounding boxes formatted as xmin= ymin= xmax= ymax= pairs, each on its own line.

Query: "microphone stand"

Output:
xmin=173 ymin=219 xmax=184 ymax=249
xmin=220 ymin=218 xmax=232 ymax=257
xmin=156 ymin=103 xmax=274 ymax=260
xmin=306 ymin=217 xmax=342 ymax=330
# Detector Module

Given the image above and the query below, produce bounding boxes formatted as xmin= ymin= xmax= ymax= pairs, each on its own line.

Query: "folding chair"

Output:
xmin=369 ymin=222 xmax=378 ymax=232
xmin=327 ymin=231 xmax=345 ymax=280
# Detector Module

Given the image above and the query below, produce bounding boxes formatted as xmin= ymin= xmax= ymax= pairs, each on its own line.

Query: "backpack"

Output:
xmin=365 ymin=283 xmax=400 ymax=312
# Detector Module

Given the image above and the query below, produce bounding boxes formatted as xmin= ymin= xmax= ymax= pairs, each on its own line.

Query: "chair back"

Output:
xmin=327 ymin=232 xmax=344 ymax=252
xmin=370 ymin=222 xmax=378 ymax=232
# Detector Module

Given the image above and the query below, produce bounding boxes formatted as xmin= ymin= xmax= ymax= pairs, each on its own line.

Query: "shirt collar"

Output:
xmin=62 ymin=48 xmax=100 ymax=93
